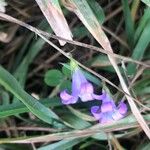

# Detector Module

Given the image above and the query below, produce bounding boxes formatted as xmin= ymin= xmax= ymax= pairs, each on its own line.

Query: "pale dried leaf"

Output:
xmin=0 ymin=0 xmax=7 ymax=13
xmin=35 ymin=0 xmax=72 ymax=46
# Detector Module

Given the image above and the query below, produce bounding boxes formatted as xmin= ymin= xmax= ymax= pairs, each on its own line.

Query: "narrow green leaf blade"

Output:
xmin=14 ymin=22 xmax=51 ymax=87
xmin=134 ymin=8 xmax=150 ymax=43
xmin=0 ymin=66 xmax=59 ymax=124
xmin=87 ymin=0 xmax=105 ymax=24
xmin=121 ymin=0 xmax=134 ymax=47
xmin=0 ymin=98 xmax=61 ymax=118
xmin=127 ymin=20 xmax=150 ymax=74
xmin=38 ymin=138 xmax=83 ymax=150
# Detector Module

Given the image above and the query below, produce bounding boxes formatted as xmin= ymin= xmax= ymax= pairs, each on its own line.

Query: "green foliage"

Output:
xmin=127 ymin=20 xmax=150 ymax=75
xmin=0 ymin=0 xmax=150 ymax=149
xmin=87 ymin=0 xmax=105 ymax=24
xmin=121 ymin=0 xmax=134 ymax=47
xmin=134 ymin=8 xmax=150 ymax=43
xmin=60 ymin=80 xmax=71 ymax=91
xmin=38 ymin=138 xmax=83 ymax=150
xmin=0 ymin=98 xmax=61 ymax=118
xmin=0 ymin=90 xmax=9 ymax=105
xmin=0 ymin=66 xmax=59 ymax=124
xmin=136 ymin=142 xmax=150 ymax=150
xmin=62 ymin=65 xmax=71 ymax=77
xmin=61 ymin=112 xmax=91 ymax=129
xmin=44 ymin=69 xmax=63 ymax=86
xmin=14 ymin=20 xmax=51 ymax=87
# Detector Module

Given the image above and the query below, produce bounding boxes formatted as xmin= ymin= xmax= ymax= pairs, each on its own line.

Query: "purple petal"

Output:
xmin=118 ymin=101 xmax=128 ymax=115
xmin=91 ymin=106 xmax=101 ymax=120
xmin=112 ymin=102 xmax=127 ymax=120
xmin=73 ymin=68 xmax=87 ymax=83
xmin=60 ymin=90 xmax=78 ymax=104
xmin=101 ymin=102 xmax=114 ymax=112
xmin=71 ymin=68 xmax=87 ymax=96
xmin=80 ymin=82 xmax=94 ymax=93
xmin=102 ymin=91 xmax=113 ymax=102
xmin=91 ymin=92 xmax=128 ymax=124
xmin=112 ymin=110 xmax=124 ymax=120
xmin=100 ymin=112 xmax=114 ymax=124
xmin=101 ymin=92 xmax=117 ymax=109
xmin=92 ymin=93 xmax=105 ymax=100
xmin=79 ymin=82 xmax=94 ymax=101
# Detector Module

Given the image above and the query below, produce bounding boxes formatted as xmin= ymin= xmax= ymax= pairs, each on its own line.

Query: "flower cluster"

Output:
xmin=91 ymin=91 xmax=127 ymax=123
xmin=60 ymin=62 xmax=127 ymax=124
xmin=60 ymin=67 xmax=102 ymax=104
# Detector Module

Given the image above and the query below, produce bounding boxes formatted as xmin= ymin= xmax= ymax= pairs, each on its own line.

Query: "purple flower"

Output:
xmin=91 ymin=91 xmax=127 ymax=124
xmin=60 ymin=68 xmax=102 ymax=104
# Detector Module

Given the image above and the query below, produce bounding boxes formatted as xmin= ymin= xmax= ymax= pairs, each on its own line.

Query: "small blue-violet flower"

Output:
xmin=91 ymin=91 xmax=127 ymax=124
xmin=60 ymin=61 xmax=102 ymax=104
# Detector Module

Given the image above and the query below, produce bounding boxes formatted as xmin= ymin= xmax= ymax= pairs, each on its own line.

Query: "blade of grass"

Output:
xmin=0 ymin=98 xmax=61 ymax=118
xmin=60 ymin=112 xmax=91 ymax=129
xmin=127 ymin=20 xmax=150 ymax=75
xmin=38 ymin=138 xmax=84 ymax=150
xmin=67 ymin=106 xmax=95 ymax=122
xmin=121 ymin=0 xmax=134 ymax=47
xmin=0 ymin=66 xmax=59 ymax=124
xmin=134 ymin=7 xmax=150 ymax=43
xmin=87 ymin=0 xmax=105 ymax=24
xmin=14 ymin=22 xmax=51 ymax=87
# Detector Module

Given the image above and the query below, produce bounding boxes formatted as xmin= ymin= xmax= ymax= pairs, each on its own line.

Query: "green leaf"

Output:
xmin=62 ymin=64 xmax=71 ymax=78
xmin=0 ymin=90 xmax=9 ymax=105
xmin=121 ymin=0 xmax=134 ymax=47
xmin=44 ymin=69 xmax=63 ymax=86
xmin=136 ymin=142 xmax=150 ymax=150
xmin=134 ymin=76 xmax=150 ymax=95
xmin=0 ymin=144 xmax=32 ymax=150
xmin=84 ymin=71 xmax=101 ymax=86
xmin=68 ymin=106 xmax=95 ymax=122
xmin=92 ymin=132 xmax=125 ymax=140
xmin=134 ymin=8 xmax=150 ymax=44
xmin=38 ymin=138 xmax=83 ymax=150
xmin=0 ymin=66 xmax=59 ymax=124
xmin=12 ymin=21 xmax=52 ymax=103
xmin=61 ymin=112 xmax=91 ymax=129
xmin=87 ymin=0 xmax=105 ymax=24
xmin=14 ymin=21 xmax=51 ymax=87
xmin=60 ymin=80 xmax=71 ymax=91
xmin=0 ymin=98 xmax=61 ymax=118
xmin=127 ymin=20 xmax=150 ymax=75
